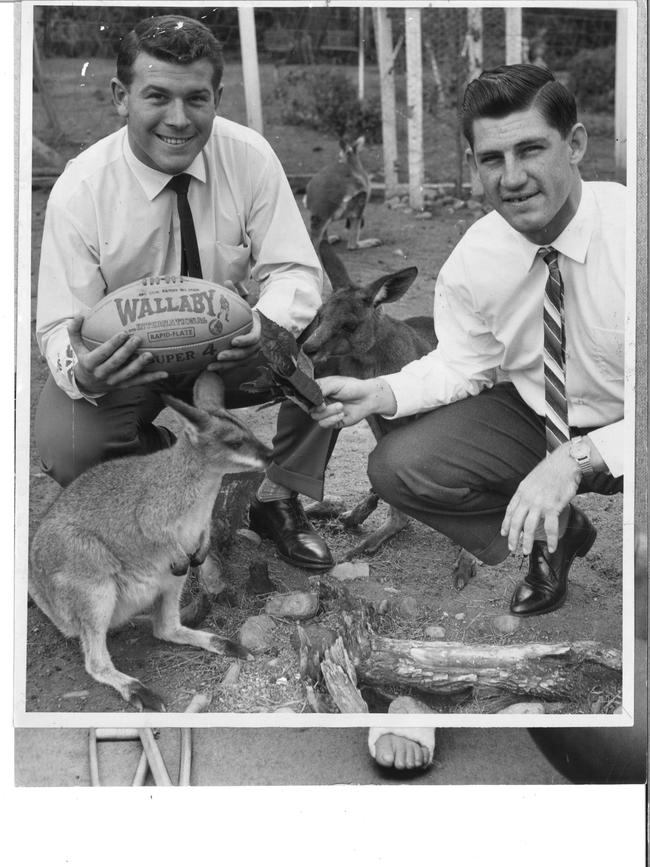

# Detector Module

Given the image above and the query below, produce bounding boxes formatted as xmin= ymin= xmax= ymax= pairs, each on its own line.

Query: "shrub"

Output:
xmin=565 ymin=45 xmax=615 ymax=113
xmin=273 ymin=67 xmax=382 ymax=143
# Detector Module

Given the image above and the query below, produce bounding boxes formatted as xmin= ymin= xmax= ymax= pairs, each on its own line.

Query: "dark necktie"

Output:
xmin=540 ymin=246 xmax=570 ymax=453
xmin=166 ymin=173 xmax=203 ymax=278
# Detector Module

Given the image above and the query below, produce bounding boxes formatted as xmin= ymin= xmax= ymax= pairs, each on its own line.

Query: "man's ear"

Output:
xmin=111 ymin=77 xmax=129 ymax=118
xmin=568 ymin=122 xmax=588 ymax=166
xmin=214 ymin=83 xmax=223 ymax=111
xmin=465 ymin=146 xmax=485 ymax=197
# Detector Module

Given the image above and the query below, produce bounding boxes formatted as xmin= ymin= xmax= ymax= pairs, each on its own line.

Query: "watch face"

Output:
xmin=570 ymin=440 xmax=590 ymax=460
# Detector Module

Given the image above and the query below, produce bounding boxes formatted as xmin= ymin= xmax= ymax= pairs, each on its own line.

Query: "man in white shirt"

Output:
xmin=35 ymin=14 xmax=335 ymax=570
xmin=311 ymin=65 xmax=625 ymax=771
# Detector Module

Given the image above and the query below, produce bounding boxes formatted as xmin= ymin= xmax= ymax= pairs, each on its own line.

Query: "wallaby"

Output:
xmin=304 ymin=136 xmax=381 ymax=251
xmin=29 ymin=371 xmax=272 ymax=711
xmin=304 ymin=241 xmax=476 ymax=589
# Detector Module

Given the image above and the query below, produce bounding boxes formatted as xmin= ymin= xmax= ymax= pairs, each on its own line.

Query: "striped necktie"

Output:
xmin=166 ymin=173 xmax=203 ymax=278
xmin=540 ymin=246 xmax=570 ymax=453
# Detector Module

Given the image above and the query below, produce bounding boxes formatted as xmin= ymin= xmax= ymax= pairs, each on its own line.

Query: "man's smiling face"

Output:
xmin=112 ymin=52 xmax=220 ymax=175
xmin=468 ymin=105 xmax=587 ymax=245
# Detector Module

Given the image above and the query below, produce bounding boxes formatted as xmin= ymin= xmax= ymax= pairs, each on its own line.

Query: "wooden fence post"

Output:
xmin=237 ymin=7 xmax=263 ymax=135
xmin=373 ymin=8 xmax=399 ymax=200
xmin=505 ymin=7 xmax=523 ymax=65
xmin=614 ymin=7 xmax=628 ymax=182
xmin=405 ymin=8 xmax=423 ymax=210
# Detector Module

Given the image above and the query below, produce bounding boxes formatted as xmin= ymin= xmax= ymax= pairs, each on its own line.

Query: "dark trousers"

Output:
xmin=368 ymin=383 xmax=623 ymax=565
xmin=35 ymin=348 xmax=337 ymax=500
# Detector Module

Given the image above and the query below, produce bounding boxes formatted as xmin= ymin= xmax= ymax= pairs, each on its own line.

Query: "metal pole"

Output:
xmin=237 ymin=6 xmax=263 ymax=134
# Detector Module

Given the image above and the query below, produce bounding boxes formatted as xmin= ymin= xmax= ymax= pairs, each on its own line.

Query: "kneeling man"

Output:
xmin=311 ymin=64 xmax=626 ymax=771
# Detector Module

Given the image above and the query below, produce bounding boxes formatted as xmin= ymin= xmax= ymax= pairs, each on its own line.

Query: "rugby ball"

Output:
xmin=81 ymin=275 xmax=254 ymax=374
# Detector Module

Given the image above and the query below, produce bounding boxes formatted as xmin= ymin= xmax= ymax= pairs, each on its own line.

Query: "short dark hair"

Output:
xmin=116 ymin=15 xmax=224 ymax=91
xmin=462 ymin=64 xmax=578 ymax=149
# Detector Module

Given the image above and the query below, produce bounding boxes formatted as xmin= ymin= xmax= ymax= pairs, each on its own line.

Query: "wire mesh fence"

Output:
xmin=32 ymin=6 xmax=619 ymax=185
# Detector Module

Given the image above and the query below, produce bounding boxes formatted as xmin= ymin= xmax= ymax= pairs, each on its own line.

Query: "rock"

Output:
xmin=492 ymin=614 xmax=521 ymax=635
xmin=61 ymin=690 xmax=89 ymax=700
xmin=273 ymin=706 xmax=297 ymax=714
xmin=414 ymin=210 xmax=434 ymax=220
xmin=393 ymin=248 xmax=407 ymax=258
xmin=393 ymin=595 xmax=419 ymax=618
xmin=236 ymin=528 xmax=262 ymax=546
xmin=238 ymin=614 xmax=276 ymax=652
xmin=265 ymin=591 xmax=319 ymax=620
xmin=220 ymin=660 xmax=242 ymax=686
xmin=454 ymin=612 xmax=466 ymax=621
xmin=424 ymin=625 xmax=446 ymax=640
xmin=498 ymin=703 xmax=546 ymax=715
xmin=329 ymin=561 xmax=370 ymax=581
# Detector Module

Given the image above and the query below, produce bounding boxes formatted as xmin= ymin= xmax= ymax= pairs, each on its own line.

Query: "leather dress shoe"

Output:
xmin=249 ymin=496 xmax=334 ymax=571
xmin=510 ymin=506 xmax=597 ymax=617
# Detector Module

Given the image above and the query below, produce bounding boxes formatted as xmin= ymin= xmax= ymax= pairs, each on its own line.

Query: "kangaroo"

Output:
xmin=304 ymin=136 xmax=381 ymax=251
xmin=304 ymin=241 xmax=476 ymax=589
xmin=29 ymin=371 xmax=272 ymax=711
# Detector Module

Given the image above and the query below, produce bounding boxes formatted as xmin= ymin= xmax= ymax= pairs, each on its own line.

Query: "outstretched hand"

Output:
xmin=309 ymin=376 xmax=398 ymax=428
xmin=68 ymin=315 xmax=169 ymax=393
xmin=501 ymin=442 xmax=581 ymax=555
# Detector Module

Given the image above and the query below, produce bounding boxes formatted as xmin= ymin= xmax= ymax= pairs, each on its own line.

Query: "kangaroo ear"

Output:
xmin=353 ymin=135 xmax=365 ymax=152
xmin=162 ymin=394 xmax=212 ymax=442
xmin=193 ymin=370 xmax=226 ymax=415
xmin=319 ymin=240 xmax=353 ymax=293
xmin=362 ymin=267 xmax=419 ymax=307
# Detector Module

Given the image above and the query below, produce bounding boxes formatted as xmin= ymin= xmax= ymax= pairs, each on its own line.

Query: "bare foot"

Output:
xmin=374 ymin=733 xmax=432 ymax=770
xmin=368 ymin=696 xmax=436 ymax=771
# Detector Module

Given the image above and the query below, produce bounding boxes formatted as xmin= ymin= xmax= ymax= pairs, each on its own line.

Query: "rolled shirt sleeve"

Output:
xmin=36 ymin=183 xmax=109 ymax=400
xmin=588 ymin=420 xmax=624 ymax=478
xmin=379 ymin=262 xmax=503 ymax=419
xmin=243 ymin=146 xmax=323 ymax=336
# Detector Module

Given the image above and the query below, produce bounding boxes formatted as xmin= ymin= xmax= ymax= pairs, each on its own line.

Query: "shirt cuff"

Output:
xmin=378 ymin=371 xmax=433 ymax=419
xmin=587 ymin=420 xmax=624 ymax=478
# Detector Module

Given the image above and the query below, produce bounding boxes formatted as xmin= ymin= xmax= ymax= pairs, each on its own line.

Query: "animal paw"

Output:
xmin=452 ymin=549 xmax=477 ymax=590
xmin=210 ymin=635 xmax=254 ymax=660
xmin=170 ymin=558 xmax=190 ymax=576
xmin=127 ymin=681 xmax=166 ymax=712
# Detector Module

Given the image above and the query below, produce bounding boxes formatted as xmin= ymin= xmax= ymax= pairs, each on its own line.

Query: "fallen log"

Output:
xmin=306 ymin=607 xmax=622 ymax=705
xmin=320 ymin=637 xmax=368 ymax=713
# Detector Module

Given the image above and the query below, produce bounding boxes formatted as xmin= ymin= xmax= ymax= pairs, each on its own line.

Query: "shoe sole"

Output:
xmin=511 ymin=525 xmax=597 ymax=617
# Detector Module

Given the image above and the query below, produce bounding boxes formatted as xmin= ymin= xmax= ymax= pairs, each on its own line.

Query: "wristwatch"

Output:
xmin=569 ymin=436 xmax=593 ymax=476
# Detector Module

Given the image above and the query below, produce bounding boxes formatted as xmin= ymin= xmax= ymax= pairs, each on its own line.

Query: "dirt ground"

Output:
xmin=21 ymin=57 xmax=623 ymax=717
xmin=23 ymin=191 xmax=624 ymax=717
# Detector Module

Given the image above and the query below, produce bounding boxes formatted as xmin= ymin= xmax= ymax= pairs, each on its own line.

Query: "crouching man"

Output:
xmin=311 ymin=64 xmax=626 ymax=771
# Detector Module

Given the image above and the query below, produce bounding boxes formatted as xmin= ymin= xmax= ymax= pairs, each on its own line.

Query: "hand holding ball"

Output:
xmin=80 ymin=276 xmax=254 ymax=375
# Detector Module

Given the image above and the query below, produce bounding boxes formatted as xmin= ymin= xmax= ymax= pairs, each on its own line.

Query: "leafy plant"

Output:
xmin=273 ymin=67 xmax=382 ymax=143
xmin=566 ymin=45 xmax=615 ymax=113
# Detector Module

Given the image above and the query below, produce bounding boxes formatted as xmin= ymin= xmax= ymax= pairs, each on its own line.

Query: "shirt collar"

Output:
xmin=122 ymin=129 xmax=207 ymax=201
xmin=506 ymin=180 xmax=595 ymax=271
